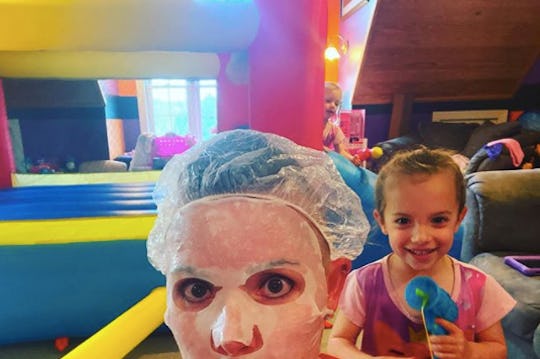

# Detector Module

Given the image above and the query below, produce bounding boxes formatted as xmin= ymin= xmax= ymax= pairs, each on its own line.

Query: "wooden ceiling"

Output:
xmin=352 ymin=0 xmax=540 ymax=106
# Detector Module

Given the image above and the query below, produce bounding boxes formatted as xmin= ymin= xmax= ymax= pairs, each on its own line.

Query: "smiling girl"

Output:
xmin=328 ymin=147 xmax=516 ymax=359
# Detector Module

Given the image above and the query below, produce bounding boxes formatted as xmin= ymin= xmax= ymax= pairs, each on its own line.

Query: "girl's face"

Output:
xmin=324 ymin=88 xmax=342 ymax=122
xmin=164 ymin=197 xmax=329 ymax=359
xmin=374 ymin=171 xmax=466 ymax=275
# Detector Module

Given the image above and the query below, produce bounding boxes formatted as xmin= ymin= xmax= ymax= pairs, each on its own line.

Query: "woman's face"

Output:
xmin=163 ymin=197 xmax=329 ymax=358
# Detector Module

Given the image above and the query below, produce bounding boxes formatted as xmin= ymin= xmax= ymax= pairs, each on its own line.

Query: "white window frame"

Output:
xmin=136 ymin=79 xmax=217 ymax=142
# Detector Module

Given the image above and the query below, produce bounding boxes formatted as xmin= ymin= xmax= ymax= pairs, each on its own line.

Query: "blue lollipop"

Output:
xmin=405 ymin=276 xmax=458 ymax=336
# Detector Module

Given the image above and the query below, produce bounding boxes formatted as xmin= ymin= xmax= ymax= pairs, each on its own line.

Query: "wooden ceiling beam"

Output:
xmin=388 ymin=93 xmax=413 ymax=138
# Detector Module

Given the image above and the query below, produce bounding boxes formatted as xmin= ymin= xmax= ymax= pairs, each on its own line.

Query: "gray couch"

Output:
xmin=461 ymin=169 xmax=540 ymax=358
xmin=369 ymin=121 xmax=540 ymax=174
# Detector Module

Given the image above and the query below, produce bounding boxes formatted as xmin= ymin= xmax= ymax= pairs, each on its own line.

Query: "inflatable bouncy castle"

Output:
xmin=0 ymin=0 xmax=343 ymax=356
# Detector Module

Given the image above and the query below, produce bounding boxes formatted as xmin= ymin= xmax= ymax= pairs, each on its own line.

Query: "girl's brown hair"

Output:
xmin=375 ymin=146 xmax=466 ymax=217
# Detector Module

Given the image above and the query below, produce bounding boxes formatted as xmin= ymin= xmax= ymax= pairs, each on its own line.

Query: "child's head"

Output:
xmin=375 ymin=146 xmax=466 ymax=217
xmin=324 ymin=82 xmax=342 ymax=122
xmin=373 ymin=147 xmax=467 ymax=273
xmin=147 ymin=129 xmax=369 ymax=358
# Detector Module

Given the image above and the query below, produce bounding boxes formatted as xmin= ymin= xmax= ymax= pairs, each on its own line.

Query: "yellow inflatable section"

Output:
xmin=62 ymin=287 xmax=167 ymax=359
xmin=0 ymin=215 xmax=156 ymax=245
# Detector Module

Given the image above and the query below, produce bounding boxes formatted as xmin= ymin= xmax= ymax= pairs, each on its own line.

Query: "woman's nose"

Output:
xmin=210 ymin=294 xmax=263 ymax=356
xmin=212 ymin=326 xmax=263 ymax=356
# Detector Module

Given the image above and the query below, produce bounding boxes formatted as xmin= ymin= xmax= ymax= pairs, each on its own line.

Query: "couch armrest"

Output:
xmin=465 ymin=147 xmax=516 ymax=175
xmin=461 ymin=169 xmax=540 ymax=261
xmin=465 ymin=130 xmax=540 ymax=175
xmin=534 ymin=323 xmax=540 ymax=358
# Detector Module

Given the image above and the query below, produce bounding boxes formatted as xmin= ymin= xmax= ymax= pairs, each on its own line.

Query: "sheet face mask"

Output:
xmin=163 ymin=197 xmax=331 ymax=358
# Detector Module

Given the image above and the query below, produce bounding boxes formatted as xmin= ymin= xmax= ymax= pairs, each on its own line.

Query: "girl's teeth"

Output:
xmin=410 ymin=249 xmax=433 ymax=255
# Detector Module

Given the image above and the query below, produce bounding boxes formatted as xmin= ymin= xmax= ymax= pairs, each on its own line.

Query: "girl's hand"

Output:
xmin=351 ymin=155 xmax=364 ymax=166
xmin=429 ymin=318 xmax=470 ymax=359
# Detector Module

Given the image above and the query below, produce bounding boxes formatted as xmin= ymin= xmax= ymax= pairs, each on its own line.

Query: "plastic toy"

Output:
xmin=352 ymin=146 xmax=384 ymax=162
xmin=27 ymin=158 xmax=60 ymax=174
xmin=405 ymin=276 xmax=458 ymax=336
xmin=153 ymin=134 xmax=195 ymax=158
xmin=55 ymin=336 xmax=69 ymax=352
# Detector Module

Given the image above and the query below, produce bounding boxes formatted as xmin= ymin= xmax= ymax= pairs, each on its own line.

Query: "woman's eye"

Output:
xmin=177 ymin=278 xmax=215 ymax=303
xmin=259 ymin=275 xmax=294 ymax=299
xmin=245 ymin=269 xmax=304 ymax=304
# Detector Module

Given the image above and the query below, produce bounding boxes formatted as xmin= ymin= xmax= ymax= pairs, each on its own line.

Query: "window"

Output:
xmin=137 ymin=79 xmax=217 ymax=142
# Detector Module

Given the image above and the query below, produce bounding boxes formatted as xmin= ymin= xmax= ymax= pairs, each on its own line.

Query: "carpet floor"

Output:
xmin=0 ymin=324 xmax=336 ymax=358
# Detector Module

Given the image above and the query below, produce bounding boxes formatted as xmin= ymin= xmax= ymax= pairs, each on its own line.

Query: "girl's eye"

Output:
xmin=395 ymin=217 xmax=410 ymax=225
xmin=176 ymin=278 xmax=215 ymax=303
xmin=259 ymin=275 xmax=294 ymax=299
xmin=432 ymin=216 xmax=449 ymax=225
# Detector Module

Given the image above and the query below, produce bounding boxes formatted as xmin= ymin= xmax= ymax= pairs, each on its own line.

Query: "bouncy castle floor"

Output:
xmin=0 ymin=332 xmax=179 ymax=359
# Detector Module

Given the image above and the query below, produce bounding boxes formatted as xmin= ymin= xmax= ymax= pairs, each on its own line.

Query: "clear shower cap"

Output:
xmin=147 ymin=129 xmax=369 ymax=273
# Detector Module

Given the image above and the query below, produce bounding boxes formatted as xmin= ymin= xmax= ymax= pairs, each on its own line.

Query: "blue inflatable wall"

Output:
xmin=0 ymin=183 xmax=164 ymax=345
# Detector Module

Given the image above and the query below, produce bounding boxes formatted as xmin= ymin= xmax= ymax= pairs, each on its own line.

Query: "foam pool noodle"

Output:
xmin=405 ymin=276 xmax=458 ymax=336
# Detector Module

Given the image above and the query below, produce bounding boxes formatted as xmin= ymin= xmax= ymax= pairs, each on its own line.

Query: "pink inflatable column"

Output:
xmin=0 ymin=80 xmax=14 ymax=188
xmin=249 ymin=0 xmax=327 ymax=150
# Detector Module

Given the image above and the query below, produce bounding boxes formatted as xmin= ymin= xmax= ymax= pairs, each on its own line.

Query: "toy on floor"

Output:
xmin=405 ymin=276 xmax=458 ymax=336
xmin=55 ymin=336 xmax=69 ymax=352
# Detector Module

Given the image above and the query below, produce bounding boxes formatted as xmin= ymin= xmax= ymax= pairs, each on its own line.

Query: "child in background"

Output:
xmin=327 ymin=147 xmax=516 ymax=359
xmin=323 ymin=82 xmax=362 ymax=166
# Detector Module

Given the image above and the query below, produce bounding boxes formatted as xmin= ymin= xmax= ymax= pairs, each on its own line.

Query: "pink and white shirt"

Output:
xmin=323 ymin=121 xmax=346 ymax=151
xmin=339 ymin=255 xmax=516 ymax=357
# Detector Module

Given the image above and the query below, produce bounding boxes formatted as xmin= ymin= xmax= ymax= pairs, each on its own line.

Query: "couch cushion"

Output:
xmin=469 ymin=253 xmax=540 ymax=339
xmin=418 ymin=122 xmax=479 ymax=151
xmin=462 ymin=169 xmax=540 ymax=259
xmin=462 ymin=121 xmax=521 ymax=158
